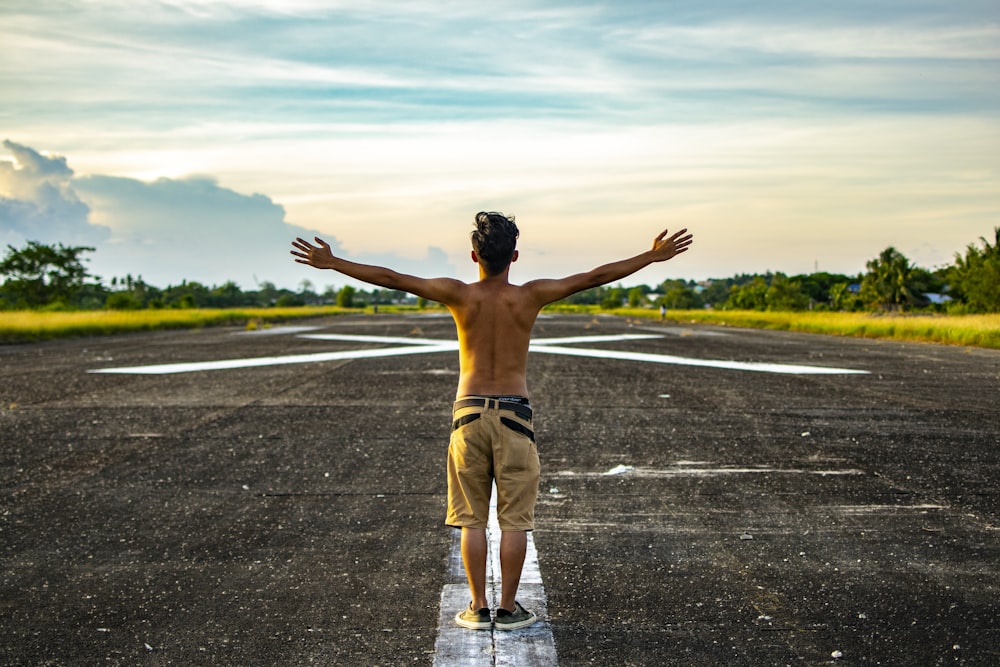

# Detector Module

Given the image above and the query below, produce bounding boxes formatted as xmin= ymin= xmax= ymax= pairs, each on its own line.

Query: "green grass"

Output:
xmin=2 ymin=305 xmax=999 ymax=349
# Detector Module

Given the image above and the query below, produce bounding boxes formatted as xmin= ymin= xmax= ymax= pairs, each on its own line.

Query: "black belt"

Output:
xmin=454 ymin=397 xmax=532 ymax=421
xmin=452 ymin=413 xmax=534 ymax=442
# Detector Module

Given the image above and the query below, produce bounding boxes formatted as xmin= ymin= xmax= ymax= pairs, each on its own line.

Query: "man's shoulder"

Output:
xmin=421 ymin=276 xmax=470 ymax=299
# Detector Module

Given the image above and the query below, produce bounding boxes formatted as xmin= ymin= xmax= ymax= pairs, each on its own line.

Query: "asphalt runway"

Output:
xmin=2 ymin=313 xmax=999 ymax=666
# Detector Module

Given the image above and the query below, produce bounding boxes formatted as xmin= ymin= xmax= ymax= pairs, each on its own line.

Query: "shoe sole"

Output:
xmin=454 ymin=611 xmax=492 ymax=630
xmin=494 ymin=613 xmax=538 ymax=631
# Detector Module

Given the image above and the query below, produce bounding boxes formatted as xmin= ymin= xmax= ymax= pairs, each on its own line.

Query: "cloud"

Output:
xmin=72 ymin=172 xmax=457 ymax=289
xmin=2 ymin=141 xmax=455 ymax=289
xmin=0 ymin=140 xmax=110 ymax=248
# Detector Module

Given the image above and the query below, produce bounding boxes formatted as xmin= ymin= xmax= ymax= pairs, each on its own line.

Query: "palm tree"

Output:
xmin=860 ymin=247 xmax=922 ymax=311
xmin=948 ymin=227 xmax=1000 ymax=312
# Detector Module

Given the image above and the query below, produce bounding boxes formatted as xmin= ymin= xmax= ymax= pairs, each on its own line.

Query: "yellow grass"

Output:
xmin=0 ymin=306 xmax=366 ymax=343
xmin=607 ymin=308 xmax=1000 ymax=349
xmin=2 ymin=306 xmax=999 ymax=349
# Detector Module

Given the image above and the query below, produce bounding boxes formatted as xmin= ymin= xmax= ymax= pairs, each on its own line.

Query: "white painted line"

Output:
xmin=235 ymin=325 xmax=322 ymax=335
xmin=434 ymin=585 xmax=494 ymax=664
xmin=299 ymin=333 xmax=452 ymax=346
xmin=87 ymin=343 xmax=457 ymax=375
xmin=834 ymin=504 xmax=948 ymax=513
xmin=433 ymin=484 xmax=558 ymax=666
xmin=529 ymin=343 xmax=869 ymax=375
xmin=552 ymin=465 xmax=866 ymax=478
xmin=530 ymin=334 xmax=662 ymax=346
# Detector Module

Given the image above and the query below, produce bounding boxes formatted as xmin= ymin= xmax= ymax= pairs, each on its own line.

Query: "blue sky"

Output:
xmin=2 ymin=0 xmax=998 ymax=291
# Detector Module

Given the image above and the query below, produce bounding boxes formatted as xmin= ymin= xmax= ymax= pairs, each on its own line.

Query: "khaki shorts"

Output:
xmin=446 ymin=396 xmax=540 ymax=532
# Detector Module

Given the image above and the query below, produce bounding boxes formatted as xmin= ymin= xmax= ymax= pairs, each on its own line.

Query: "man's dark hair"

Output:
xmin=471 ymin=211 xmax=519 ymax=276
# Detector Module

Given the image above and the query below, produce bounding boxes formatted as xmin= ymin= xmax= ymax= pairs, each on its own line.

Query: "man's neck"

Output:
xmin=477 ymin=265 xmax=512 ymax=283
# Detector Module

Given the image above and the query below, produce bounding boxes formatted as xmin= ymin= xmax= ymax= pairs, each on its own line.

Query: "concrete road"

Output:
xmin=2 ymin=313 xmax=998 ymax=666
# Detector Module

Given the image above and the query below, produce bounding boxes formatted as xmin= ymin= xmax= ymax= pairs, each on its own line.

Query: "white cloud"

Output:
xmin=71 ymin=171 xmax=456 ymax=288
xmin=0 ymin=140 xmax=110 ymax=248
xmin=1 ymin=141 xmax=455 ymax=289
xmin=624 ymin=22 xmax=1000 ymax=60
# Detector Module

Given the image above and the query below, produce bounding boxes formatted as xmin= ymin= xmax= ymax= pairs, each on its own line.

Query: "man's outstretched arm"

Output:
xmin=291 ymin=237 xmax=465 ymax=304
xmin=524 ymin=228 xmax=693 ymax=307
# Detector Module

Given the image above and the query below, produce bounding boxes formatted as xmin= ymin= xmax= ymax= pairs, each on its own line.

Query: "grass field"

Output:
xmin=2 ymin=306 xmax=999 ymax=350
xmin=607 ymin=308 xmax=1000 ymax=350
xmin=0 ymin=306 xmax=368 ymax=343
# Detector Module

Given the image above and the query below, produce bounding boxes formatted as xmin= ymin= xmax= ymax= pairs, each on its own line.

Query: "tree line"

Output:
xmin=0 ymin=241 xmax=406 ymax=311
xmin=1 ymin=228 xmax=998 ymax=313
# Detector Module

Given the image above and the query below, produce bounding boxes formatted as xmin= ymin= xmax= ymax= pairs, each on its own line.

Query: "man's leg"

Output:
xmin=498 ymin=530 xmax=527 ymax=612
xmin=460 ymin=527 xmax=489 ymax=610
xmin=494 ymin=529 xmax=537 ymax=629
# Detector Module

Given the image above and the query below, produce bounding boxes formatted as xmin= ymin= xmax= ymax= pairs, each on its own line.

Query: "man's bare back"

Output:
xmin=448 ymin=279 xmax=543 ymax=398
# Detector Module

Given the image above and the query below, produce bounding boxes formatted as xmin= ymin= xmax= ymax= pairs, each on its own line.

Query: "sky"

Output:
xmin=2 ymin=0 xmax=999 ymax=292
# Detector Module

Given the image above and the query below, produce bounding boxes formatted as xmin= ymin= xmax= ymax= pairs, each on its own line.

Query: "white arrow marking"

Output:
xmin=88 ymin=332 xmax=867 ymax=375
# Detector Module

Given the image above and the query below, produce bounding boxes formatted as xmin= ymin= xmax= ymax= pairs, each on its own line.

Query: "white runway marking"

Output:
xmin=433 ymin=485 xmax=558 ymax=666
xmin=88 ymin=343 xmax=457 ymax=374
xmin=552 ymin=464 xmax=866 ymax=478
xmin=300 ymin=333 xmax=448 ymax=345
xmin=532 ymin=334 xmax=662 ymax=345
xmin=88 ymin=332 xmax=867 ymax=375
xmin=529 ymin=343 xmax=869 ymax=374
xmin=235 ymin=325 xmax=322 ymax=335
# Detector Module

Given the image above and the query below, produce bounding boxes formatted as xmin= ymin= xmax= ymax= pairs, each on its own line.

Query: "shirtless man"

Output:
xmin=291 ymin=212 xmax=692 ymax=630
